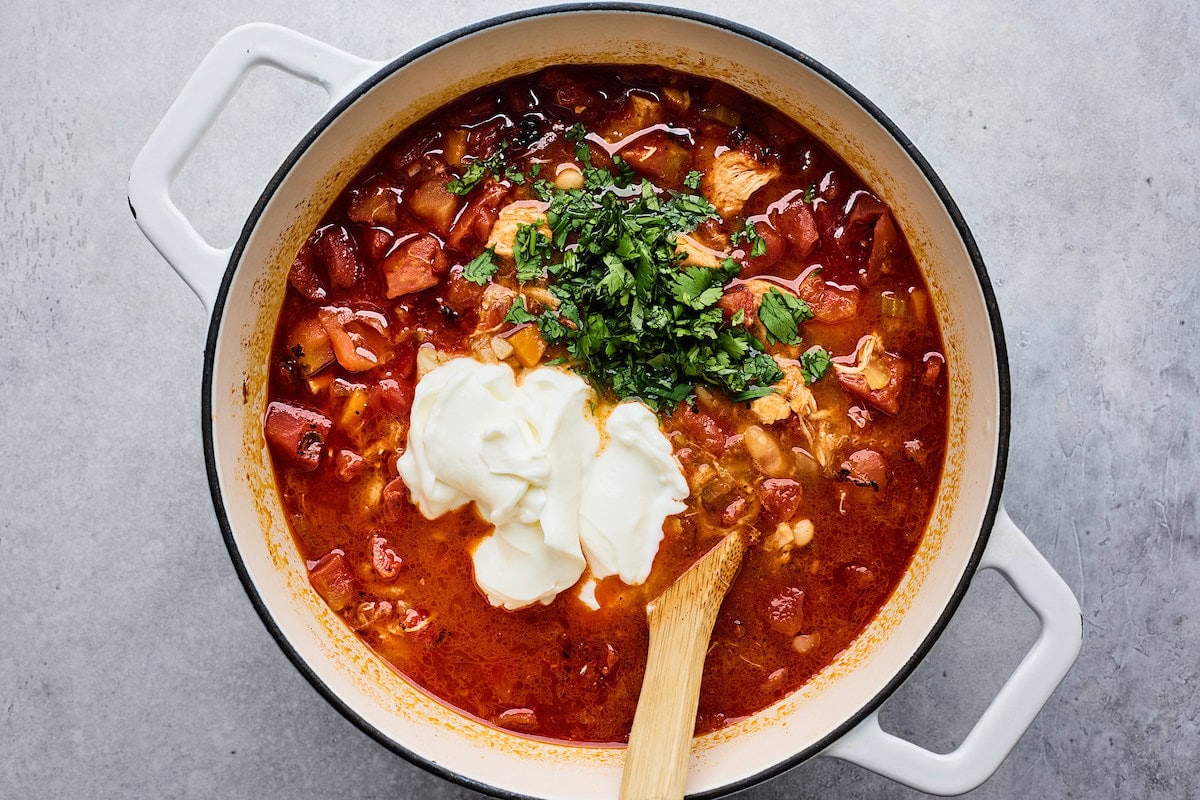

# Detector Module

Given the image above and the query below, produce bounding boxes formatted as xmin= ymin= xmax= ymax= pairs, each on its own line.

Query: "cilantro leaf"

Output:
xmin=446 ymin=162 xmax=488 ymax=195
xmin=514 ymin=224 xmax=552 ymax=282
xmin=731 ymin=220 xmax=767 ymax=257
xmin=462 ymin=248 xmax=499 ymax=285
xmin=758 ymin=288 xmax=814 ymax=345
xmin=670 ymin=266 xmax=724 ymax=309
xmin=803 ymin=183 xmax=816 ymax=204
xmin=800 ymin=346 xmax=831 ymax=385
xmin=504 ymin=298 xmax=538 ymax=325
xmin=683 ymin=170 xmax=703 ymax=190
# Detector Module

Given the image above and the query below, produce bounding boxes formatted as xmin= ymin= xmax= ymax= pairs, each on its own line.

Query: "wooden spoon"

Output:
xmin=619 ymin=530 xmax=748 ymax=800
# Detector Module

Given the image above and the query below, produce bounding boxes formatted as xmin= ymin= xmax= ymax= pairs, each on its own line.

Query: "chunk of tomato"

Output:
xmin=797 ymin=271 xmax=860 ymax=324
xmin=380 ymin=234 xmax=447 ymax=299
xmin=264 ymin=401 xmax=331 ymax=472
xmin=308 ymin=551 xmax=356 ymax=611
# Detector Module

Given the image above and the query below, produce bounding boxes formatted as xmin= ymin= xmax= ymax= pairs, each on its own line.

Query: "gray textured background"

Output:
xmin=1 ymin=0 xmax=1196 ymax=798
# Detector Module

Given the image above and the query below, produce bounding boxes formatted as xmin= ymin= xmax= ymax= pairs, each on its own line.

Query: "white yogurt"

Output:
xmin=396 ymin=358 xmax=687 ymax=610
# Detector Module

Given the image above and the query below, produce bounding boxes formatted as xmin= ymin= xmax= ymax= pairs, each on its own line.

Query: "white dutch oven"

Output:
xmin=129 ymin=5 xmax=1082 ymax=797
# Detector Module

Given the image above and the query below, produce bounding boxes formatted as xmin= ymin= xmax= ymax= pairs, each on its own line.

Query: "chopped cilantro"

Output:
xmin=445 ymin=143 xmax=514 ymax=195
xmin=529 ymin=163 xmax=542 ymax=177
xmin=513 ymin=224 xmax=552 ymax=282
xmin=803 ymin=183 xmax=816 ymax=204
xmin=731 ymin=220 xmax=767 ymax=257
xmin=800 ymin=346 xmax=831 ymax=385
xmin=504 ymin=297 xmax=538 ymax=325
xmin=481 ymin=127 xmax=785 ymax=410
xmin=758 ymin=287 xmax=814 ymax=345
xmin=683 ymin=170 xmax=703 ymax=190
xmin=462 ymin=247 xmax=498 ymax=285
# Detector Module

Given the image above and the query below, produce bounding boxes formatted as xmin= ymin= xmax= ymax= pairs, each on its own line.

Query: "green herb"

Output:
xmin=446 ymin=144 xmax=512 ymax=195
xmin=529 ymin=163 xmax=542 ymax=177
xmin=731 ymin=220 xmax=767 ymax=257
xmin=504 ymin=165 xmax=527 ymax=185
xmin=504 ymin=297 xmax=538 ymax=325
xmin=513 ymin=224 xmax=552 ymax=282
xmin=800 ymin=346 xmax=831 ymax=385
xmin=492 ymin=129 xmax=785 ymax=410
xmin=758 ymin=287 xmax=814 ymax=345
xmin=803 ymin=183 xmax=816 ymax=204
xmin=462 ymin=247 xmax=499 ymax=285
xmin=683 ymin=170 xmax=703 ymax=190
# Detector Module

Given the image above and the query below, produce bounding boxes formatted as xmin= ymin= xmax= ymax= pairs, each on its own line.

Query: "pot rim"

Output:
xmin=199 ymin=4 xmax=1011 ymax=798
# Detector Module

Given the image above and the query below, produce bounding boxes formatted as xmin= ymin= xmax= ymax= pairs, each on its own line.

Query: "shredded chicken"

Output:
xmin=751 ymin=355 xmax=818 ymax=424
xmin=485 ymin=201 xmax=551 ymax=258
xmin=702 ymin=150 xmax=781 ymax=217
xmin=674 ymin=232 xmax=729 ymax=268
xmin=415 ymin=345 xmax=450 ymax=378
xmin=832 ymin=333 xmax=890 ymax=389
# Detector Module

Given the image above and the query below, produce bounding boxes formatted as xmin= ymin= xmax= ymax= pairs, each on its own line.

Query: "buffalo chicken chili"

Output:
xmin=264 ymin=65 xmax=949 ymax=744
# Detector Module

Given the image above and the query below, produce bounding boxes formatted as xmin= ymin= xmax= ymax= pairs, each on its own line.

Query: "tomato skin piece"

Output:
xmin=773 ymin=195 xmax=820 ymax=258
xmin=765 ymin=586 xmax=807 ymax=636
xmin=308 ymin=551 xmax=357 ymax=611
xmin=318 ymin=226 xmax=363 ymax=290
xmin=287 ymin=240 xmax=326 ymax=301
xmin=264 ymin=401 xmax=331 ymax=472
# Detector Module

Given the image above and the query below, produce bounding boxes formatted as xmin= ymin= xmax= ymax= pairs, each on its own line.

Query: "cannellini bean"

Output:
xmin=743 ymin=425 xmax=790 ymax=477
xmin=792 ymin=633 xmax=820 ymax=654
xmin=554 ymin=164 xmax=584 ymax=190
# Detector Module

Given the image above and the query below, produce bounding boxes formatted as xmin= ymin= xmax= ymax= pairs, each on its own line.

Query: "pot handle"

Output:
xmin=823 ymin=504 xmax=1082 ymax=795
xmin=128 ymin=23 xmax=383 ymax=311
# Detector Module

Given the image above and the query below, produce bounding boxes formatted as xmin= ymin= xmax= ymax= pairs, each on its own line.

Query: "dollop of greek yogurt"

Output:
xmin=396 ymin=357 xmax=688 ymax=610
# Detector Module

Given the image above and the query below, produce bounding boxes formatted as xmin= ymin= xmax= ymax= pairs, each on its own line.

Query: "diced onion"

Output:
xmin=881 ymin=291 xmax=908 ymax=318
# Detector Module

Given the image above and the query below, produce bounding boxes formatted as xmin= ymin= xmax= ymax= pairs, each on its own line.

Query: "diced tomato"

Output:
xmin=346 ymin=182 xmax=400 ymax=228
xmin=380 ymin=235 xmax=447 ymax=299
xmin=264 ymin=401 xmax=331 ymax=472
xmin=839 ymin=449 xmax=889 ymax=491
xmin=838 ymin=563 xmax=876 ymax=589
xmin=370 ymin=378 xmax=413 ymax=419
xmin=317 ymin=226 xmax=362 ymax=290
xmin=446 ymin=181 xmax=509 ymax=254
xmin=737 ymin=218 xmax=786 ymax=275
xmin=720 ymin=497 xmax=749 ymax=527
xmin=287 ymin=239 xmax=326 ymax=301
xmin=495 ymin=707 xmax=539 ymax=732
xmin=465 ymin=118 xmax=510 ymax=161
xmin=407 ymin=179 xmax=460 ymax=235
xmin=760 ymin=478 xmax=802 ymax=523
xmin=867 ymin=213 xmax=903 ymax=282
xmin=371 ymin=534 xmax=404 ymax=579
xmin=717 ymin=284 xmax=758 ymax=328
xmin=333 ymin=449 xmax=366 ymax=482
xmin=843 ymin=190 xmax=887 ymax=233
xmin=921 ymin=353 xmax=944 ymax=387
xmin=317 ymin=306 xmax=393 ymax=372
xmin=387 ymin=128 xmax=441 ymax=171
xmin=797 ymin=271 xmax=860 ymax=323
xmin=765 ymin=586 xmax=806 ymax=636
xmin=381 ymin=477 xmax=409 ymax=519
xmin=363 ymin=227 xmax=395 ymax=261
xmin=552 ymin=83 xmax=601 ymax=115
xmin=772 ymin=193 xmax=820 ymax=258
xmin=619 ymin=136 xmax=691 ymax=185
xmin=836 ymin=348 xmax=909 ymax=414
xmin=671 ymin=404 xmax=727 ymax=454
xmin=308 ymin=551 xmax=356 ymax=611
xmin=439 ymin=269 xmax=486 ymax=320
xmin=284 ymin=314 xmax=335 ymax=377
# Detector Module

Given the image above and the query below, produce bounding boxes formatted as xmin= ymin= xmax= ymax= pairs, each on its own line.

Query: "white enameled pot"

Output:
xmin=128 ymin=6 xmax=1082 ymax=797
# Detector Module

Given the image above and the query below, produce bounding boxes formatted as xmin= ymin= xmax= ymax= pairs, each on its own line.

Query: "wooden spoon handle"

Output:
xmin=619 ymin=532 xmax=747 ymax=800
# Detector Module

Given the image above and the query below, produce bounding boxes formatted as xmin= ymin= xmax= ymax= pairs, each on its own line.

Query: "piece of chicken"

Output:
xmin=702 ymin=150 xmax=780 ymax=218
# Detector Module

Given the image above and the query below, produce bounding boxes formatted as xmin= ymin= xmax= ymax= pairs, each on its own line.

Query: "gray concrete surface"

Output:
xmin=1 ymin=0 xmax=1196 ymax=797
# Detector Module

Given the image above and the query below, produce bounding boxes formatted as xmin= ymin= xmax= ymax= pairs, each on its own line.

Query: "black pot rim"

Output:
xmin=195 ymin=4 xmax=1011 ymax=798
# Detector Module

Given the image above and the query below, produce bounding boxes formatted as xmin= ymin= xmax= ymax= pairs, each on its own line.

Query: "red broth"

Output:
xmin=264 ymin=65 xmax=948 ymax=743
